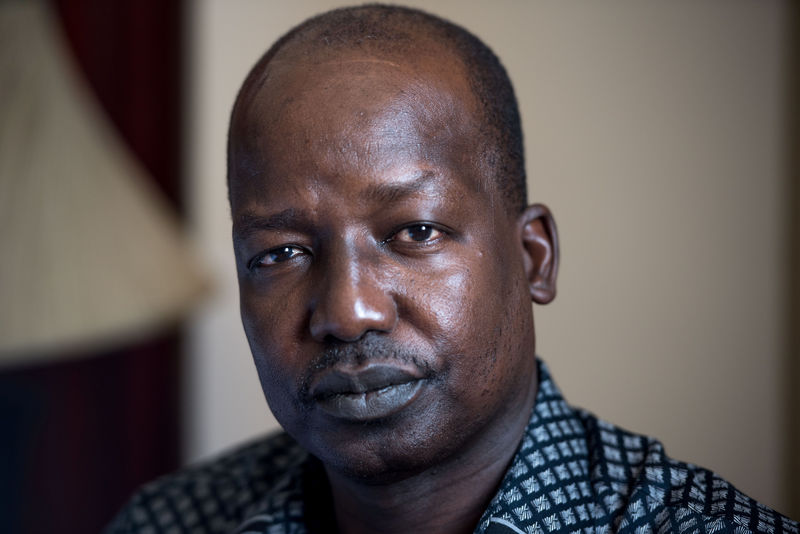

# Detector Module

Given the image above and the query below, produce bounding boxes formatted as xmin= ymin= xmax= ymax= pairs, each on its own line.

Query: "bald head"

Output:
xmin=228 ymin=4 xmax=527 ymax=212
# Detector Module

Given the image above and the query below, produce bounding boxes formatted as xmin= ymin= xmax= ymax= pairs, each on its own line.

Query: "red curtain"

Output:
xmin=0 ymin=2 xmax=185 ymax=532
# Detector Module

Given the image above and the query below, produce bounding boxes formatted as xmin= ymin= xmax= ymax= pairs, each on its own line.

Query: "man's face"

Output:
xmin=230 ymin=44 xmax=540 ymax=481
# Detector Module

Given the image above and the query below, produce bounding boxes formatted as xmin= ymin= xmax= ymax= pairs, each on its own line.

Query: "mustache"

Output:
xmin=298 ymin=333 xmax=434 ymax=399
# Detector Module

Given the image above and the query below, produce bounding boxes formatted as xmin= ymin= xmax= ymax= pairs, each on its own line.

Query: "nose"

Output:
xmin=309 ymin=247 xmax=397 ymax=343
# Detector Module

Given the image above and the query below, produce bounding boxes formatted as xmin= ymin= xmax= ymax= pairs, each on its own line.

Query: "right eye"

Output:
xmin=254 ymin=245 xmax=307 ymax=267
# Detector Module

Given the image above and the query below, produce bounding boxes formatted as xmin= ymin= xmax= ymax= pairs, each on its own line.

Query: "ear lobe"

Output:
xmin=518 ymin=204 xmax=559 ymax=304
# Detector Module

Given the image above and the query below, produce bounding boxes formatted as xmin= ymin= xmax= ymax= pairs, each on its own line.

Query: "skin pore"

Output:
xmin=229 ymin=32 xmax=558 ymax=534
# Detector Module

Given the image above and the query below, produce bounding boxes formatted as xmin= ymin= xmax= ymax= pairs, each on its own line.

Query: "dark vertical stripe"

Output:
xmin=783 ymin=1 xmax=800 ymax=522
xmin=0 ymin=1 xmax=186 ymax=532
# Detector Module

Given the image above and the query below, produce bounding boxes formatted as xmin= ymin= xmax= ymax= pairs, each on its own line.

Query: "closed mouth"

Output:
xmin=309 ymin=363 xmax=427 ymax=421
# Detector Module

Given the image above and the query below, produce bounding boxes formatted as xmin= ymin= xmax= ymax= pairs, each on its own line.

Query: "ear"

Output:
xmin=517 ymin=204 xmax=559 ymax=304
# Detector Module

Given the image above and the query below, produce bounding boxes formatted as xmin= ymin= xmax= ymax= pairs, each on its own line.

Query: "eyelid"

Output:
xmin=386 ymin=222 xmax=448 ymax=244
xmin=249 ymin=244 xmax=309 ymax=270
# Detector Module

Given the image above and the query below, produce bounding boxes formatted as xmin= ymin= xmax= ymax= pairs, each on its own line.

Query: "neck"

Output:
xmin=325 ymin=377 xmax=538 ymax=534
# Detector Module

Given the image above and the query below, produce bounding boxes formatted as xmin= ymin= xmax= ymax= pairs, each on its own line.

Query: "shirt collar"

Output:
xmin=476 ymin=359 xmax=596 ymax=534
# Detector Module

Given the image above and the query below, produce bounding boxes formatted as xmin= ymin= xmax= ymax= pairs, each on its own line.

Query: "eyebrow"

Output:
xmin=232 ymin=208 xmax=313 ymax=240
xmin=361 ymin=170 xmax=440 ymax=204
xmin=233 ymin=171 xmax=441 ymax=240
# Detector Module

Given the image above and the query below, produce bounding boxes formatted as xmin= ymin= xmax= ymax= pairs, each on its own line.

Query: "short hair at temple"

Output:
xmin=227 ymin=4 xmax=528 ymax=212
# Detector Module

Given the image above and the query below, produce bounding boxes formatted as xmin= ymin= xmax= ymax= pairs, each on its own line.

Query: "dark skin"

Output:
xmin=229 ymin=35 xmax=558 ymax=534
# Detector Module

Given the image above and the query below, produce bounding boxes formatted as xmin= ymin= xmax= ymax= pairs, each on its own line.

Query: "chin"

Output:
xmin=298 ymin=409 xmax=454 ymax=484
xmin=318 ymin=442 xmax=447 ymax=485
xmin=308 ymin=407 xmax=490 ymax=487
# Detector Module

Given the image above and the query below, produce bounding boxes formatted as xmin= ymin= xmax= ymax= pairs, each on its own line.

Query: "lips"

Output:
xmin=309 ymin=363 xmax=427 ymax=421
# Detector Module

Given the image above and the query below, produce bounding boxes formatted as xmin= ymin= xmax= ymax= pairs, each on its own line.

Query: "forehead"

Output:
xmin=245 ymin=33 xmax=476 ymax=121
xmin=229 ymin=41 xmax=493 ymax=203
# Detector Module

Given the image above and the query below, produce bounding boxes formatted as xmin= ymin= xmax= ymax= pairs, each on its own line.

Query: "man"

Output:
xmin=108 ymin=5 xmax=797 ymax=533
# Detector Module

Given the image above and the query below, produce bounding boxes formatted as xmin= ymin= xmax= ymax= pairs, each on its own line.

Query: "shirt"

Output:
xmin=106 ymin=360 xmax=799 ymax=533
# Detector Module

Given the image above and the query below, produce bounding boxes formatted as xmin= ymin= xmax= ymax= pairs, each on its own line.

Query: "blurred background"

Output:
xmin=0 ymin=1 xmax=797 ymax=532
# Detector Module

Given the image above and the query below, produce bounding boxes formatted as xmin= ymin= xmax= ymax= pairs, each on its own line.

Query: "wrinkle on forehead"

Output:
xmin=234 ymin=34 xmax=470 ymax=127
xmin=229 ymin=42 xmax=495 ymax=203
xmin=311 ymin=57 xmax=404 ymax=68
xmin=242 ymin=56 xmax=463 ymax=141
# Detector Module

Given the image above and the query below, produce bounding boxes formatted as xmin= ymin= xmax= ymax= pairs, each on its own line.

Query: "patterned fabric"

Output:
xmin=106 ymin=360 xmax=798 ymax=534
xmin=477 ymin=364 xmax=798 ymax=534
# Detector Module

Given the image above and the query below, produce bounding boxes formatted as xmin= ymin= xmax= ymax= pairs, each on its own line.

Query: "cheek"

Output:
xmin=440 ymin=270 xmax=493 ymax=336
xmin=433 ymin=241 xmax=528 ymax=386
xmin=412 ymin=248 xmax=511 ymax=359
xmin=240 ymin=273 xmax=310 ymax=346
xmin=241 ymin=291 xmax=285 ymax=361
xmin=239 ymin=283 xmax=308 ymax=401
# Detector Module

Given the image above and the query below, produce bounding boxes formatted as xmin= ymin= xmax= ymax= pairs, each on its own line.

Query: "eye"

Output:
xmin=254 ymin=245 xmax=307 ymax=267
xmin=391 ymin=223 xmax=444 ymax=243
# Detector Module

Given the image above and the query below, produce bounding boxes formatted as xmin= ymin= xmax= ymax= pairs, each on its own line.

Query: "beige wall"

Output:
xmin=185 ymin=0 xmax=792 ymax=515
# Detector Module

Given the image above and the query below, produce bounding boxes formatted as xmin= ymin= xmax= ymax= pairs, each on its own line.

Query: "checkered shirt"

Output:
xmin=106 ymin=360 xmax=798 ymax=533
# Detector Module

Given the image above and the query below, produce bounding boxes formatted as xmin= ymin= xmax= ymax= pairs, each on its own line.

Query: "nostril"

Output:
xmin=322 ymin=333 xmax=344 ymax=345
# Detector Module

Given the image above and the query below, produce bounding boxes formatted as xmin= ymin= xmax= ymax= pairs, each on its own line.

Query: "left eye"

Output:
xmin=392 ymin=224 xmax=443 ymax=243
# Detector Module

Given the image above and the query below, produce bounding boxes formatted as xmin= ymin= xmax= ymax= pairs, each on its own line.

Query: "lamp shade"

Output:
xmin=0 ymin=2 xmax=207 ymax=364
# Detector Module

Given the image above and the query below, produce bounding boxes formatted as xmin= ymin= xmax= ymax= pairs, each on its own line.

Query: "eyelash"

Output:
xmin=249 ymin=222 xmax=447 ymax=270
xmin=383 ymin=223 xmax=445 ymax=246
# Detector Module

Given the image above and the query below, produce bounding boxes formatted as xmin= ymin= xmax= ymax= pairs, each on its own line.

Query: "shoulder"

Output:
xmin=104 ymin=431 xmax=308 ymax=534
xmin=576 ymin=411 xmax=798 ymax=534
